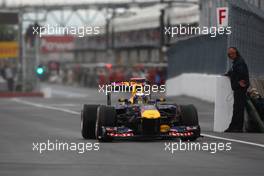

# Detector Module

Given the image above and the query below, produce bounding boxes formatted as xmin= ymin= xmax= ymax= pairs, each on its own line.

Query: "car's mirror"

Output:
xmin=118 ymin=98 xmax=128 ymax=103
xmin=156 ymin=98 xmax=166 ymax=102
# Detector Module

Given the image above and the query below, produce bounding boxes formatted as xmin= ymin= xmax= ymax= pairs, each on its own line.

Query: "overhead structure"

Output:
xmin=1 ymin=0 xmax=198 ymax=12
xmin=0 ymin=0 xmax=198 ymax=27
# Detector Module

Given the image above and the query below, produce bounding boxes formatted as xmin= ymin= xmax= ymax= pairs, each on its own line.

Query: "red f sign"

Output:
xmin=217 ymin=7 xmax=228 ymax=27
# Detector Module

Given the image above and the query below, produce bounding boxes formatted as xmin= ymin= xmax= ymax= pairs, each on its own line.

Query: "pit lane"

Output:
xmin=0 ymin=84 xmax=263 ymax=176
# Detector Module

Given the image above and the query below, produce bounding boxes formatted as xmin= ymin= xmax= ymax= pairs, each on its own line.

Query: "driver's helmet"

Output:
xmin=133 ymin=92 xmax=148 ymax=104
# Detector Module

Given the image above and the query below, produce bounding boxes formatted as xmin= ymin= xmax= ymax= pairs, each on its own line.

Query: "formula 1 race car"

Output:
xmin=81 ymin=78 xmax=200 ymax=142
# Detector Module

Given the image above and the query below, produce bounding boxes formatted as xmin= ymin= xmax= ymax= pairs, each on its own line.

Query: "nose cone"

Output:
xmin=141 ymin=110 xmax=160 ymax=119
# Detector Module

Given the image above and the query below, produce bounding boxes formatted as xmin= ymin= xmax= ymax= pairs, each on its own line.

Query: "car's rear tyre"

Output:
xmin=96 ymin=106 xmax=116 ymax=142
xmin=81 ymin=104 xmax=99 ymax=139
xmin=180 ymin=104 xmax=200 ymax=141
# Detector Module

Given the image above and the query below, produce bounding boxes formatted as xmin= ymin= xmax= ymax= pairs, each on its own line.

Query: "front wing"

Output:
xmin=101 ymin=125 xmax=200 ymax=140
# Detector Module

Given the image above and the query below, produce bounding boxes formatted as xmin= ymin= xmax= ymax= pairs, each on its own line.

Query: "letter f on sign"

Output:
xmin=217 ymin=7 xmax=228 ymax=27
xmin=219 ymin=9 xmax=226 ymax=25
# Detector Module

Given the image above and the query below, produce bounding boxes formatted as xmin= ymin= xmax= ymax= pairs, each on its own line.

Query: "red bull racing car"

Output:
xmin=81 ymin=78 xmax=201 ymax=142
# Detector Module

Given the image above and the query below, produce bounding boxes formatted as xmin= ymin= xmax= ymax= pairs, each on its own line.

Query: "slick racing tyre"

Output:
xmin=95 ymin=106 xmax=116 ymax=142
xmin=181 ymin=104 xmax=200 ymax=141
xmin=81 ymin=104 xmax=99 ymax=139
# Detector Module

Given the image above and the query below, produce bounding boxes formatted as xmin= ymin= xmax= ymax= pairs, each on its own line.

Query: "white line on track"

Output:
xmin=50 ymin=89 xmax=88 ymax=98
xmin=12 ymin=98 xmax=80 ymax=115
xmin=201 ymin=133 xmax=264 ymax=148
xmin=11 ymin=98 xmax=264 ymax=149
xmin=48 ymin=104 xmax=81 ymax=107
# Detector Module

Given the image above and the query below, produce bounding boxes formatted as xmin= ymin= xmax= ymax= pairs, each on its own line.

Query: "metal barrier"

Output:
xmin=250 ymin=79 xmax=264 ymax=96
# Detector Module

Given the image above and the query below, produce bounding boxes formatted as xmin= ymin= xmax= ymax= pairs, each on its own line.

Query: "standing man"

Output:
xmin=4 ymin=62 xmax=15 ymax=92
xmin=225 ymin=47 xmax=250 ymax=132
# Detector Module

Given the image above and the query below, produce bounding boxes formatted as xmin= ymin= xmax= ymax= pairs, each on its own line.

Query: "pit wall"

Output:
xmin=166 ymin=73 xmax=219 ymax=102
xmin=166 ymin=73 xmax=234 ymax=132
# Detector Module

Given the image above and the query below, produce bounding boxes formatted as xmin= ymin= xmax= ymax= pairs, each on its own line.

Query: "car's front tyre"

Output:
xmin=81 ymin=104 xmax=99 ymax=139
xmin=95 ymin=105 xmax=116 ymax=142
xmin=180 ymin=104 xmax=200 ymax=141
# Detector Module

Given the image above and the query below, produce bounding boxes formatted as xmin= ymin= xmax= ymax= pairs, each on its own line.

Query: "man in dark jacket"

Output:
xmin=225 ymin=47 xmax=249 ymax=132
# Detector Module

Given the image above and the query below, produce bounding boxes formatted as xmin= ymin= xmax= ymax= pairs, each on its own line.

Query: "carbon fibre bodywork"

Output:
xmin=97 ymin=102 xmax=201 ymax=141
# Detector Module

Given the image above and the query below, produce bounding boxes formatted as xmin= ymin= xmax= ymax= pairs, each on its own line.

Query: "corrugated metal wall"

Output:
xmin=199 ymin=0 xmax=264 ymax=28
xmin=228 ymin=0 xmax=264 ymax=78
xmin=167 ymin=34 xmax=227 ymax=79
xmin=168 ymin=0 xmax=264 ymax=80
